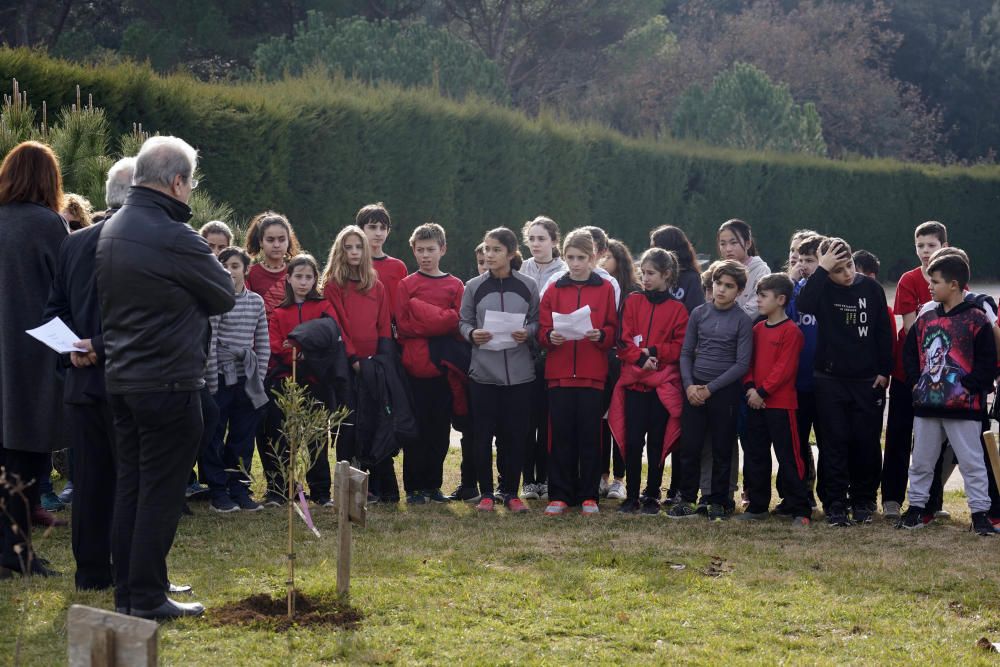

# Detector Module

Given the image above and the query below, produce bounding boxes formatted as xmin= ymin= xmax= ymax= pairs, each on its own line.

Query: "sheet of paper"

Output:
xmin=26 ymin=317 xmax=82 ymax=354
xmin=552 ymin=305 xmax=593 ymax=341
xmin=480 ymin=310 xmax=526 ymax=351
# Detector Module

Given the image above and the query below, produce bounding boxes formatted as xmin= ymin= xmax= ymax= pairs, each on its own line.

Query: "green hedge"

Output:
xmin=4 ymin=48 xmax=999 ymax=280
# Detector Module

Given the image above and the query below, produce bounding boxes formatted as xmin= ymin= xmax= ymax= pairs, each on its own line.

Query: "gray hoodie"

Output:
xmin=460 ymin=270 xmax=539 ymax=386
xmin=736 ymin=255 xmax=771 ymax=319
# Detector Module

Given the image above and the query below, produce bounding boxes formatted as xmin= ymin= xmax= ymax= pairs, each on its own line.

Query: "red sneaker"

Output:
xmin=990 ymin=517 xmax=1000 ymax=527
xmin=476 ymin=498 xmax=494 ymax=512
xmin=506 ymin=497 xmax=529 ymax=513
xmin=581 ymin=500 xmax=599 ymax=515
xmin=544 ymin=501 xmax=569 ymax=516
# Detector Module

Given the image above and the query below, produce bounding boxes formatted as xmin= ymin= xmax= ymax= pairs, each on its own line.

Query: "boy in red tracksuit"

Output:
xmin=739 ymin=273 xmax=809 ymax=524
xmin=395 ymin=223 xmax=466 ymax=505
xmin=538 ymin=229 xmax=619 ymax=515
xmin=356 ymin=203 xmax=408 ymax=317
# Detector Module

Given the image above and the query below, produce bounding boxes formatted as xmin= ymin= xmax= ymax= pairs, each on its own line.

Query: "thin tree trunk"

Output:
xmin=48 ymin=0 xmax=75 ymax=50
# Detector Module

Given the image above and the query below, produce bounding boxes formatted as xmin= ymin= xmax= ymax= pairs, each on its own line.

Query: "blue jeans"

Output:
xmin=210 ymin=377 xmax=265 ymax=499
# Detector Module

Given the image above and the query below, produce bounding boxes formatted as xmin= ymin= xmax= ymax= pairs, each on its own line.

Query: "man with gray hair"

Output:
xmin=96 ymin=136 xmax=234 ymax=619
xmin=91 ymin=156 xmax=135 ymax=224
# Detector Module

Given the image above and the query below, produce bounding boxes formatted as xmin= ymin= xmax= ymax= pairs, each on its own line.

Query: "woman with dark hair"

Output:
xmin=650 ymin=225 xmax=705 ymax=313
xmin=0 ymin=141 xmax=69 ymax=577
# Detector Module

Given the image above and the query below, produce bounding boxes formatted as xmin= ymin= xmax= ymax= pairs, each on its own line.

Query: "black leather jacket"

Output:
xmin=96 ymin=186 xmax=235 ymax=393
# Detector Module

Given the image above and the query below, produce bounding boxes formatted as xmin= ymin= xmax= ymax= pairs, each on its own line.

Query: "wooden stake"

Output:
xmin=336 ymin=461 xmax=352 ymax=597
xmin=287 ymin=354 xmax=297 ymax=620
xmin=983 ymin=431 xmax=1000 ymax=487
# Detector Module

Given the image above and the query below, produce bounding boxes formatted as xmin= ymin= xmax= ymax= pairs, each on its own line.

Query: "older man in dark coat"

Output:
xmin=96 ymin=136 xmax=234 ymax=618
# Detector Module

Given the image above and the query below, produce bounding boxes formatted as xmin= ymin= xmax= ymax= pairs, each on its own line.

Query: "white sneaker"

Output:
xmin=538 ymin=483 xmax=548 ymax=500
xmin=521 ymin=483 xmax=539 ymax=500
xmin=599 ymin=477 xmax=610 ymax=497
xmin=607 ymin=480 xmax=626 ymax=500
xmin=882 ymin=501 xmax=901 ymax=520
xmin=934 ymin=509 xmax=951 ymax=519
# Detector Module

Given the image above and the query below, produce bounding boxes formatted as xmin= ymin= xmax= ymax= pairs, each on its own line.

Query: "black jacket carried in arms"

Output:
xmin=96 ymin=187 xmax=235 ymax=393
xmin=354 ymin=339 xmax=418 ymax=468
xmin=284 ymin=315 xmax=354 ymax=412
xmin=796 ymin=267 xmax=893 ymax=379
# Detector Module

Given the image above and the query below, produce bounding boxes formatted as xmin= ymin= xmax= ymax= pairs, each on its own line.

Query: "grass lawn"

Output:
xmin=3 ymin=450 xmax=1000 ymax=666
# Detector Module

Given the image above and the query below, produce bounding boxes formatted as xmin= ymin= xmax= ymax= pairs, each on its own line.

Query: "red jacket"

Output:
xmin=269 ymin=298 xmax=339 ymax=380
xmin=617 ymin=290 xmax=689 ymax=384
xmin=538 ymin=273 xmax=618 ymax=388
xmin=608 ymin=363 xmax=683 ymax=464
xmin=395 ymin=272 xmax=464 ymax=378
xmin=373 ymin=255 xmax=408 ymax=316
xmin=324 ymin=279 xmax=391 ymax=361
xmin=742 ymin=317 xmax=804 ymax=410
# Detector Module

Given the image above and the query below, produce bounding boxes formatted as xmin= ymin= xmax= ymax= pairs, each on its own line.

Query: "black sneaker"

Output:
xmin=233 ymin=494 xmax=263 ymax=512
xmin=851 ymin=502 xmax=876 ymax=525
xmin=448 ymin=486 xmax=481 ymax=503
xmin=666 ymin=502 xmax=699 ymax=519
xmin=772 ymin=502 xmax=794 ymax=518
xmin=896 ymin=505 xmax=926 ymax=530
xmin=707 ymin=503 xmax=729 ymax=522
xmin=825 ymin=502 xmax=851 ymax=527
xmin=618 ymin=498 xmax=641 ymax=514
xmin=425 ymin=488 xmax=451 ymax=503
xmin=971 ymin=511 xmax=996 ymax=537
xmin=662 ymin=489 xmax=681 ymax=507
xmin=695 ymin=500 xmax=709 ymax=515
xmin=263 ymin=492 xmax=285 ymax=507
xmin=210 ymin=496 xmax=240 ymax=514
xmin=406 ymin=492 xmax=427 ymax=505
xmin=640 ymin=498 xmax=661 ymax=516
xmin=734 ymin=510 xmax=769 ymax=522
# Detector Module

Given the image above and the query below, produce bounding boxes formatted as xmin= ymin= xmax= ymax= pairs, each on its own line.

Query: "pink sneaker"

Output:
xmin=581 ymin=500 xmax=599 ymax=515
xmin=476 ymin=498 xmax=494 ymax=512
xmin=544 ymin=501 xmax=568 ymax=516
xmin=506 ymin=497 xmax=529 ymax=513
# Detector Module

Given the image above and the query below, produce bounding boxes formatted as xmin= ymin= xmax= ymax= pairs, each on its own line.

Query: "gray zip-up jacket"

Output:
xmin=460 ymin=269 xmax=539 ymax=386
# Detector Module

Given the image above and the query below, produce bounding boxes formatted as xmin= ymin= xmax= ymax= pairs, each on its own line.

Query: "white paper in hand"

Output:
xmin=26 ymin=317 xmax=82 ymax=354
xmin=552 ymin=305 xmax=593 ymax=341
xmin=480 ymin=310 xmax=526 ymax=351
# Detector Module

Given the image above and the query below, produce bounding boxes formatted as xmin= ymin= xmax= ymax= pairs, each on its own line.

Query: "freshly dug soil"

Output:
xmin=211 ymin=592 xmax=363 ymax=631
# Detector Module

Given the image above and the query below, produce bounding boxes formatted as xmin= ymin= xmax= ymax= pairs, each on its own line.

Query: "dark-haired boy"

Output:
xmin=358 ymin=203 xmax=408 ymax=315
xmin=667 ymin=260 xmax=753 ymax=521
xmin=797 ymin=238 xmax=893 ymax=526
xmin=204 ymin=247 xmax=270 ymax=513
xmin=396 ymin=223 xmax=467 ymax=504
xmin=899 ymin=253 xmax=997 ymax=535
xmin=738 ymin=273 xmax=809 ymax=525
xmin=882 ymin=222 xmax=948 ymax=518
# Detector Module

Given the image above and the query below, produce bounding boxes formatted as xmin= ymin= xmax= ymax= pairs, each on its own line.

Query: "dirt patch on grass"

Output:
xmin=211 ymin=592 xmax=363 ymax=631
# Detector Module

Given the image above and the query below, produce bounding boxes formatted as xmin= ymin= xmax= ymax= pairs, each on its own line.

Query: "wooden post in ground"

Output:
xmin=336 ymin=461 xmax=352 ymax=597
xmin=983 ymin=431 xmax=1000 ymax=484
xmin=287 ymin=357 xmax=298 ymax=620
xmin=67 ymin=605 xmax=157 ymax=667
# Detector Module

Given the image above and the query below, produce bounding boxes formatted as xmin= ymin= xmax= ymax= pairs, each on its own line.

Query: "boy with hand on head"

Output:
xmin=395 ymin=223 xmax=467 ymax=505
xmin=882 ymin=222 xmax=948 ymax=518
xmin=358 ymin=202 xmax=408 ymax=315
xmin=738 ymin=273 xmax=809 ymax=525
xmin=796 ymin=238 xmax=892 ymax=527
xmin=667 ymin=260 xmax=753 ymax=521
xmin=899 ymin=252 xmax=997 ymax=535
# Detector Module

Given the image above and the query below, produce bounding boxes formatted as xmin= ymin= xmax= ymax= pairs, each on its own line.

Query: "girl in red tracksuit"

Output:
xmin=321 ymin=225 xmax=398 ymax=502
xmin=269 ymin=253 xmax=339 ymax=507
xmin=538 ymin=229 xmax=618 ymax=515
xmin=613 ymin=248 xmax=689 ymax=515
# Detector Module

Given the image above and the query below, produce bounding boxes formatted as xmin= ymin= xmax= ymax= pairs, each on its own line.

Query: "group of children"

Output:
xmin=194 ymin=206 xmax=1000 ymax=534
